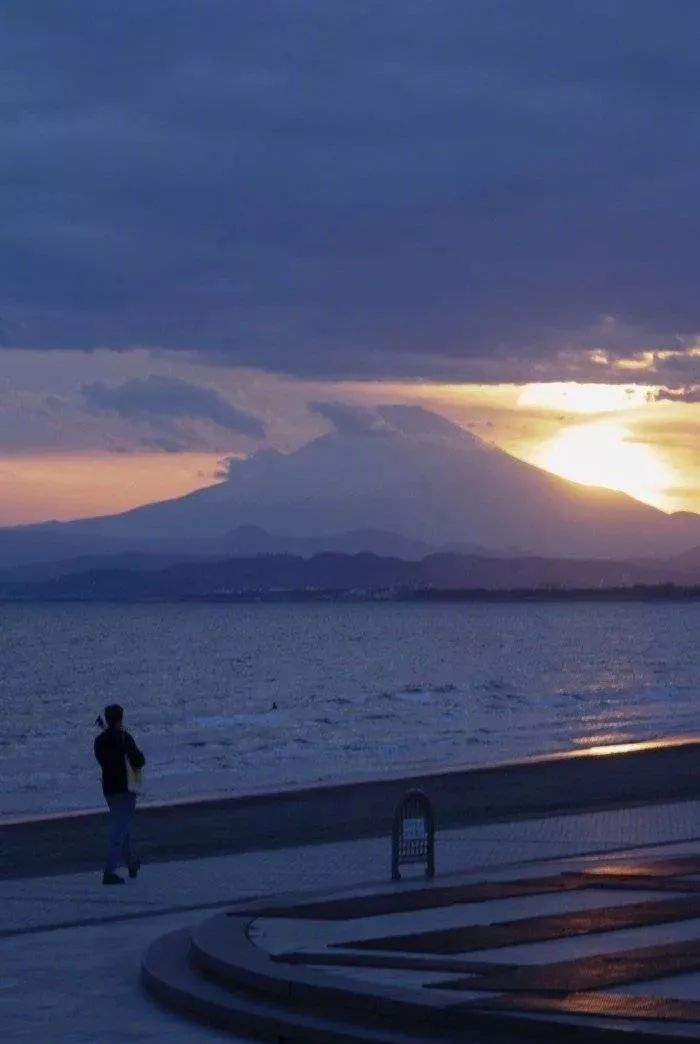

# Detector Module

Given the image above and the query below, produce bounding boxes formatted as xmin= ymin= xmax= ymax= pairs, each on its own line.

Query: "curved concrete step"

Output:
xmin=186 ymin=914 xmax=680 ymax=1044
xmin=189 ymin=913 xmax=456 ymax=1037
xmin=142 ymin=928 xmax=446 ymax=1044
xmin=145 ymin=920 xmax=678 ymax=1044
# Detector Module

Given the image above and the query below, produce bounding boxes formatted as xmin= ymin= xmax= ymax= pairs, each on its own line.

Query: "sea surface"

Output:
xmin=0 ymin=601 xmax=698 ymax=819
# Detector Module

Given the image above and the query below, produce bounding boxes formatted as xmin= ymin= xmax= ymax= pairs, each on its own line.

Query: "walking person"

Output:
xmin=94 ymin=704 xmax=146 ymax=885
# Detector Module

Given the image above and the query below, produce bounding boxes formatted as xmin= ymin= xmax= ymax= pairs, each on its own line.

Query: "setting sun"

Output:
xmin=531 ymin=421 xmax=673 ymax=509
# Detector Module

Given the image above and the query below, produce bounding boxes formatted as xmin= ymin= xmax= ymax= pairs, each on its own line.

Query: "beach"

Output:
xmin=3 ymin=737 xmax=699 ymax=881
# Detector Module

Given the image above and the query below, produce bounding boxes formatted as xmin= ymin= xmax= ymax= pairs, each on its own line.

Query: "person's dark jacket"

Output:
xmin=94 ymin=727 xmax=146 ymax=797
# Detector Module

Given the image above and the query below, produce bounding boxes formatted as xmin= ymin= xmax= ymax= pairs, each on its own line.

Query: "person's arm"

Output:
xmin=124 ymin=731 xmax=146 ymax=770
xmin=94 ymin=734 xmax=104 ymax=766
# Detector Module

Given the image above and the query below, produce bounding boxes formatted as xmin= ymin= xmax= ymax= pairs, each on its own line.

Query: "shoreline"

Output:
xmin=2 ymin=734 xmax=698 ymax=828
xmin=2 ymin=737 xmax=700 ymax=880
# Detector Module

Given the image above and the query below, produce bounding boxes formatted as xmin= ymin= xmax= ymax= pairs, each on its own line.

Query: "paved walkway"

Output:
xmin=2 ymin=799 xmax=700 ymax=1041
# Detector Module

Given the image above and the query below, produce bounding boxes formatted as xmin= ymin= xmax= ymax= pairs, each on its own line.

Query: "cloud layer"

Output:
xmin=3 ymin=2 xmax=700 ymax=380
xmin=653 ymin=385 xmax=700 ymax=404
xmin=82 ymin=375 xmax=265 ymax=437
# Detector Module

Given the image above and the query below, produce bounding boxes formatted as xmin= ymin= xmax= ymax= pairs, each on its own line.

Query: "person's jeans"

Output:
xmin=105 ymin=792 xmax=137 ymax=873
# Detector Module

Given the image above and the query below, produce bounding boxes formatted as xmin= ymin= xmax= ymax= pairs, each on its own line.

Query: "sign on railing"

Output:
xmin=391 ymin=789 xmax=435 ymax=881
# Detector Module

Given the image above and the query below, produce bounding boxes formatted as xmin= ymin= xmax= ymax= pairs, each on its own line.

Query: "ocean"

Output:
xmin=0 ymin=601 xmax=697 ymax=819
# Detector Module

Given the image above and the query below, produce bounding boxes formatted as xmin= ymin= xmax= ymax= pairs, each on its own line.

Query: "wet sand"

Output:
xmin=2 ymin=738 xmax=699 ymax=880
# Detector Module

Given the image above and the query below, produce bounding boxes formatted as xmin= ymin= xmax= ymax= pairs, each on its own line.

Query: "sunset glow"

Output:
xmin=0 ymin=452 xmax=222 ymax=526
xmin=531 ymin=421 xmax=673 ymax=509
xmin=517 ymin=382 xmax=649 ymax=414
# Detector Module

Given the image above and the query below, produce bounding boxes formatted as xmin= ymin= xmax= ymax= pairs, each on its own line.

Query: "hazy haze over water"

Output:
xmin=0 ymin=602 xmax=697 ymax=818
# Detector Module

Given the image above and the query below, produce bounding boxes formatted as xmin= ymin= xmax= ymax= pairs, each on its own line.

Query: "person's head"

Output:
xmin=104 ymin=704 xmax=124 ymax=729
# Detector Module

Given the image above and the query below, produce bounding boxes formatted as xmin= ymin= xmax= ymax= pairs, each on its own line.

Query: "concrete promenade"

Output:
xmin=4 ymin=798 xmax=700 ymax=1041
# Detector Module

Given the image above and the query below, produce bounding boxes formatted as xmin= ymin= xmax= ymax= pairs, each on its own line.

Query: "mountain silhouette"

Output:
xmin=3 ymin=406 xmax=699 ymax=562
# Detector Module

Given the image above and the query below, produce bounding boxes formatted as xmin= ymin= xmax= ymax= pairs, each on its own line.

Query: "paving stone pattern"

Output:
xmin=235 ymin=844 xmax=700 ymax=1037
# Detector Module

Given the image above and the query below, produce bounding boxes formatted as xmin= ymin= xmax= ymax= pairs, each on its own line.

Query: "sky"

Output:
xmin=1 ymin=1 xmax=698 ymax=525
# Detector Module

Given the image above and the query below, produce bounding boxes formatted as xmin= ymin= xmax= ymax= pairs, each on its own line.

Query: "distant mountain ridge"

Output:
xmin=0 ymin=548 xmax=696 ymax=602
xmin=0 ymin=524 xmax=522 ymax=578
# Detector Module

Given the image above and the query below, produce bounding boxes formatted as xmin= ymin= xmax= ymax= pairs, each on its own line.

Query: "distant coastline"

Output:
xmin=1 ymin=584 xmax=699 ymax=604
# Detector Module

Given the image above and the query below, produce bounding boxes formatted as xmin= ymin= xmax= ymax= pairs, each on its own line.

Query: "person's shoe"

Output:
xmin=102 ymin=871 xmax=125 ymax=885
xmin=128 ymin=859 xmax=141 ymax=880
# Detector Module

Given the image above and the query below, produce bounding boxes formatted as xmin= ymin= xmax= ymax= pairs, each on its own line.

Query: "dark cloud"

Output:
xmin=137 ymin=434 xmax=194 ymax=454
xmin=652 ymin=385 xmax=700 ymax=404
xmin=308 ymin=401 xmax=383 ymax=436
xmin=3 ymin=2 xmax=700 ymax=380
xmin=653 ymin=349 xmax=700 ymax=382
xmin=377 ymin=405 xmax=463 ymax=437
xmin=310 ymin=401 xmax=464 ymax=437
xmin=82 ymin=375 xmax=265 ymax=436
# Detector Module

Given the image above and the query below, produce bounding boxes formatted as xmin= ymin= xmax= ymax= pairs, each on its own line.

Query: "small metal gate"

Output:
xmin=391 ymin=789 xmax=435 ymax=881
